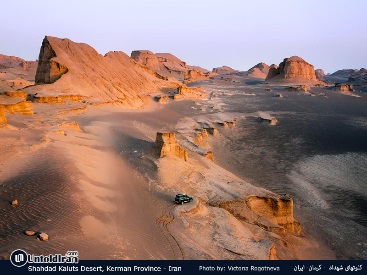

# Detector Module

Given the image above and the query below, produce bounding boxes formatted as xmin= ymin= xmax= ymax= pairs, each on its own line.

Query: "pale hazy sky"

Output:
xmin=2 ymin=0 xmax=366 ymax=73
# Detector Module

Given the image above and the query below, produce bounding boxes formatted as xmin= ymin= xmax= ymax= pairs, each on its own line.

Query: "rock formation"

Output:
xmin=203 ymin=127 xmax=218 ymax=135
xmin=247 ymin=62 xmax=270 ymax=79
xmin=265 ymin=56 xmax=317 ymax=82
xmin=212 ymin=66 xmax=237 ymax=75
xmin=183 ymin=69 xmax=209 ymax=83
xmin=0 ymin=54 xmax=36 ymax=72
xmin=0 ymin=54 xmax=38 ymax=92
xmin=219 ymin=194 xmax=302 ymax=236
xmin=58 ymin=122 xmax=81 ymax=132
xmin=28 ymin=36 xmax=175 ymax=107
xmin=155 ymin=132 xmax=188 ymax=161
xmin=174 ymin=86 xmax=206 ymax=100
xmin=32 ymin=94 xmax=82 ymax=103
xmin=154 ymin=95 xmax=169 ymax=103
xmin=218 ymin=121 xmax=229 ymax=128
xmin=131 ymin=50 xmax=208 ymax=81
xmin=285 ymin=85 xmax=310 ymax=92
xmin=246 ymin=195 xmax=302 ymax=235
xmin=1 ymin=101 xmax=33 ymax=115
xmin=204 ymin=151 xmax=214 ymax=162
xmin=35 ymin=39 xmax=68 ymax=84
xmin=266 ymin=64 xmax=279 ymax=80
xmin=347 ymin=68 xmax=367 ymax=85
xmin=258 ymin=117 xmax=278 ymax=125
xmin=11 ymin=199 xmax=18 ymax=206
xmin=130 ymin=50 xmax=160 ymax=71
xmin=3 ymin=91 xmax=27 ymax=100
xmin=38 ymin=232 xmax=49 ymax=241
xmin=335 ymin=83 xmax=353 ymax=92
xmin=331 ymin=69 xmax=359 ymax=78
xmin=194 ymin=129 xmax=208 ymax=145
xmin=315 ymin=69 xmax=325 ymax=81
xmin=24 ymin=230 xmax=36 ymax=236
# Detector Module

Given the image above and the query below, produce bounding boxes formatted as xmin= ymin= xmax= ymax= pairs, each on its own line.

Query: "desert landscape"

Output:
xmin=0 ymin=33 xmax=366 ymax=262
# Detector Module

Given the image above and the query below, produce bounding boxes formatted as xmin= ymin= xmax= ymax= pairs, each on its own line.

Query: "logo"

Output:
xmin=9 ymin=249 xmax=79 ymax=267
xmin=10 ymin=249 xmax=28 ymax=267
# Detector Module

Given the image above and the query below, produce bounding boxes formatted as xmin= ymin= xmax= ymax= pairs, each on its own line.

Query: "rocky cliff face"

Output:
xmin=28 ymin=36 xmax=173 ymax=107
xmin=247 ymin=62 xmax=270 ymax=79
xmin=246 ymin=195 xmax=302 ymax=235
xmin=155 ymin=132 xmax=188 ymax=161
xmin=35 ymin=38 xmax=68 ymax=84
xmin=265 ymin=56 xmax=317 ymax=82
xmin=219 ymin=194 xmax=302 ymax=236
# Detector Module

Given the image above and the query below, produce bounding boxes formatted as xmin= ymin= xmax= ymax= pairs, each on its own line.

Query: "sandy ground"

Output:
xmin=0 ymin=88 xmax=339 ymax=260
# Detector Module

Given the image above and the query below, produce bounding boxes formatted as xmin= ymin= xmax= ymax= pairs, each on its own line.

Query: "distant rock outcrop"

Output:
xmin=247 ymin=62 xmax=270 ymax=79
xmin=266 ymin=64 xmax=279 ymax=80
xmin=28 ymin=36 xmax=174 ymax=107
xmin=212 ymin=66 xmax=237 ymax=75
xmin=174 ymin=86 xmax=206 ymax=100
xmin=315 ymin=69 xmax=325 ymax=81
xmin=183 ymin=69 xmax=209 ymax=83
xmin=155 ymin=132 xmax=188 ymax=161
xmin=265 ymin=56 xmax=317 ymax=83
xmin=347 ymin=68 xmax=367 ymax=85
xmin=131 ymin=50 xmax=208 ymax=81
xmin=331 ymin=69 xmax=359 ymax=78
xmin=335 ymin=83 xmax=353 ymax=92
xmin=130 ymin=50 xmax=160 ymax=71
xmin=0 ymin=54 xmax=36 ymax=72
xmin=0 ymin=54 xmax=38 ymax=92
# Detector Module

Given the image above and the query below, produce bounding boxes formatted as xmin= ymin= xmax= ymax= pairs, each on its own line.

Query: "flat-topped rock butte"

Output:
xmin=265 ymin=56 xmax=323 ymax=85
